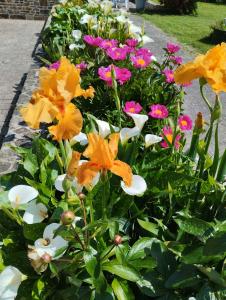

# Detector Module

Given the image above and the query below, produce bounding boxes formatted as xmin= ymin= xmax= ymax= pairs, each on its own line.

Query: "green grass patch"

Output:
xmin=141 ymin=2 xmax=225 ymax=53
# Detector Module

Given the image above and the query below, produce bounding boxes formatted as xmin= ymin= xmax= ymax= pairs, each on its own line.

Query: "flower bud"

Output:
xmin=195 ymin=112 xmax=204 ymax=129
xmin=61 ymin=210 xmax=75 ymax=225
xmin=114 ymin=235 xmax=122 ymax=245
xmin=78 ymin=193 xmax=86 ymax=200
xmin=42 ymin=253 xmax=52 ymax=264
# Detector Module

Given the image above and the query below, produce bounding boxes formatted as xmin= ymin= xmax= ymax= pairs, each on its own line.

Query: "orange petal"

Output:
xmin=67 ymin=151 xmax=81 ymax=177
xmin=109 ymin=133 xmax=120 ymax=160
xmin=174 ymin=61 xmax=200 ymax=84
xmin=48 ymin=103 xmax=83 ymax=141
xmin=20 ymin=97 xmax=58 ymax=129
xmin=110 ymin=160 xmax=132 ymax=186
xmin=77 ymin=161 xmax=101 ymax=185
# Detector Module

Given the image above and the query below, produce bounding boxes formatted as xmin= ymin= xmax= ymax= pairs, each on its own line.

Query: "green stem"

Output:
xmin=59 ymin=141 xmax=67 ymax=171
xmin=200 ymin=84 xmax=212 ymax=113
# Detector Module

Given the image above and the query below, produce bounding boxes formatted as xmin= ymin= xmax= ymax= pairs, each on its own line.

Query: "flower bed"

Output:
xmin=0 ymin=1 xmax=226 ymax=299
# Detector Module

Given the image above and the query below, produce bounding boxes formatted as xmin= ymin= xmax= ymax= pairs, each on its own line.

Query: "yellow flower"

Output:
xmin=48 ymin=103 xmax=83 ymax=141
xmin=76 ymin=133 xmax=132 ymax=186
xmin=174 ymin=43 xmax=226 ymax=93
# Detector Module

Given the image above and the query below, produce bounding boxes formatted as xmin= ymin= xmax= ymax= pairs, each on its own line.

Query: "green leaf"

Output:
xmin=137 ymin=219 xmax=158 ymax=236
xmin=23 ymin=223 xmax=46 ymax=241
xmin=127 ymin=237 xmax=155 ymax=261
xmin=197 ymin=266 xmax=226 ymax=287
xmin=23 ymin=151 xmax=39 ymax=177
xmin=83 ymin=246 xmax=98 ymax=278
xmin=203 ymin=233 xmax=226 ymax=256
xmin=102 ymin=260 xmax=140 ymax=282
xmin=112 ymin=278 xmax=135 ymax=300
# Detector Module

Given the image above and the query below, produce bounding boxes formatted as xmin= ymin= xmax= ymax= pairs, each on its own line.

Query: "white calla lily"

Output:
xmin=34 ymin=223 xmax=68 ymax=260
xmin=8 ymin=185 xmax=38 ymax=208
xmin=69 ymin=43 xmax=85 ymax=51
xmin=145 ymin=134 xmax=162 ymax=148
xmin=54 ymin=174 xmax=83 ymax=194
xmin=70 ymin=132 xmax=88 ymax=146
xmin=72 ymin=30 xmax=82 ymax=41
xmin=121 ymin=175 xmax=147 ymax=196
xmin=115 ymin=15 xmax=128 ymax=23
xmin=80 ymin=14 xmax=97 ymax=24
xmin=126 ymin=113 xmax=148 ymax=131
xmin=23 ymin=200 xmax=48 ymax=224
xmin=120 ymin=127 xmax=140 ymax=145
xmin=0 ymin=266 xmax=23 ymax=300
xmin=95 ymin=119 xmax=119 ymax=138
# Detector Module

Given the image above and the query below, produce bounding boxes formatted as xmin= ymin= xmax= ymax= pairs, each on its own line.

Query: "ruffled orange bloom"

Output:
xmin=76 ymin=133 xmax=132 ymax=186
xmin=67 ymin=151 xmax=81 ymax=177
xmin=174 ymin=43 xmax=226 ymax=93
xmin=20 ymin=56 xmax=94 ymax=129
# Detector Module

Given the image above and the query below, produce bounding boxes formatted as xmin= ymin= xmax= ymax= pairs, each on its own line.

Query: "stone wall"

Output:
xmin=0 ymin=0 xmax=55 ymax=20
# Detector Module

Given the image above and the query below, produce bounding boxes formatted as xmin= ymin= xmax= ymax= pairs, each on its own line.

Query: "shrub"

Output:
xmin=160 ymin=0 xmax=198 ymax=14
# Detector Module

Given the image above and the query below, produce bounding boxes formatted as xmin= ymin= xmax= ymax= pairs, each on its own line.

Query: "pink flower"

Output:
xmin=106 ymin=47 xmax=128 ymax=60
xmin=100 ymin=39 xmax=118 ymax=50
xmin=123 ymin=101 xmax=142 ymax=114
xmin=166 ymin=42 xmax=180 ymax=54
xmin=161 ymin=126 xmax=181 ymax=149
xmin=178 ymin=115 xmax=192 ymax=131
xmin=76 ymin=61 xmax=88 ymax=71
xmin=83 ymin=35 xmax=103 ymax=47
xmin=126 ymin=38 xmax=139 ymax=48
xmin=116 ymin=67 xmax=131 ymax=85
xmin=136 ymin=48 xmax=153 ymax=57
xmin=163 ymin=69 xmax=174 ymax=83
xmin=121 ymin=45 xmax=134 ymax=54
xmin=131 ymin=55 xmax=151 ymax=68
xmin=48 ymin=61 xmax=60 ymax=70
xmin=148 ymin=104 xmax=168 ymax=119
xmin=98 ymin=65 xmax=114 ymax=86
xmin=169 ymin=56 xmax=183 ymax=65
xmin=98 ymin=65 xmax=131 ymax=86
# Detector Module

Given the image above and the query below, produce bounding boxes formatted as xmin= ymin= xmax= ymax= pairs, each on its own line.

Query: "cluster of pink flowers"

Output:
xmin=126 ymin=38 xmax=139 ymax=48
xmin=163 ymin=69 xmax=174 ymax=83
xmin=48 ymin=61 xmax=60 ymax=70
xmin=166 ymin=42 xmax=181 ymax=54
xmin=83 ymin=35 xmax=103 ymax=47
xmin=123 ymin=101 xmax=142 ymax=114
xmin=149 ymin=104 xmax=168 ymax=119
xmin=76 ymin=61 xmax=88 ymax=71
xmin=100 ymin=39 xmax=118 ymax=50
xmin=98 ymin=65 xmax=131 ymax=86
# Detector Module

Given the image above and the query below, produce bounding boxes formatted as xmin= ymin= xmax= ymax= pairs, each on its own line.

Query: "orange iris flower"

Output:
xmin=20 ymin=57 xmax=94 ymax=132
xmin=76 ymin=133 xmax=132 ymax=186
xmin=174 ymin=43 xmax=226 ymax=93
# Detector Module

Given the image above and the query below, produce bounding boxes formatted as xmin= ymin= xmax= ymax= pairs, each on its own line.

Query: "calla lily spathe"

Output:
xmin=8 ymin=185 xmax=38 ymax=208
xmin=72 ymin=30 xmax=82 ymax=41
xmin=126 ymin=112 xmax=148 ymax=131
xmin=23 ymin=200 xmax=48 ymax=224
xmin=94 ymin=119 xmax=119 ymax=138
xmin=0 ymin=266 xmax=23 ymax=300
xmin=145 ymin=134 xmax=162 ymax=148
xmin=71 ymin=132 xmax=88 ymax=146
xmin=120 ymin=127 xmax=140 ymax=145
xmin=121 ymin=175 xmax=147 ymax=196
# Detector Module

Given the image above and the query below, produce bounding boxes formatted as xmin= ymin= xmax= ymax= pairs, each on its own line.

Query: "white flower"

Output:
xmin=8 ymin=185 xmax=38 ymax=208
xmin=94 ymin=119 xmax=119 ymax=138
xmin=34 ymin=223 xmax=68 ymax=260
xmin=23 ymin=200 xmax=48 ymax=224
xmin=0 ymin=266 xmax=23 ymax=300
xmin=100 ymin=0 xmax=113 ymax=14
xmin=54 ymin=174 xmax=83 ymax=194
xmin=115 ymin=15 xmax=128 ymax=23
xmin=121 ymin=175 xmax=147 ymax=196
xmin=70 ymin=132 xmax=88 ymax=146
xmin=120 ymin=127 xmax=140 ymax=144
xmin=80 ymin=14 xmax=97 ymax=24
xmin=126 ymin=113 xmax=148 ymax=131
xmin=69 ymin=43 xmax=85 ymax=50
xmin=76 ymin=8 xmax=87 ymax=15
xmin=145 ymin=134 xmax=162 ymax=148
xmin=72 ymin=29 xmax=82 ymax=41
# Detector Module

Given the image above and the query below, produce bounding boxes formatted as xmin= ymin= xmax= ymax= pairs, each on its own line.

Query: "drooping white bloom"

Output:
xmin=34 ymin=223 xmax=68 ymax=260
xmin=70 ymin=132 xmax=88 ymax=146
xmin=126 ymin=113 xmax=148 ymax=131
xmin=72 ymin=29 xmax=82 ymax=41
xmin=54 ymin=174 xmax=83 ymax=194
xmin=121 ymin=175 xmax=147 ymax=196
xmin=94 ymin=119 xmax=119 ymax=138
xmin=0 ymin=266 xmax=23 ymax=300
xmin=120 ymin=127 xmax=140 ymax=145
xmin=8 ymin=185 xmax=38 ymax=208
xmin=80 ymin=14 xmax=97 ymax=25
xmin=23 ymin=200 xmax=48 ymax=224
xmin=145 ymin=134 xmax=162 ymax=148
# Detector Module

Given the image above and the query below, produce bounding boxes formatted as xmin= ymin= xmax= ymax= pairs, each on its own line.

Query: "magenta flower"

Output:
xmin=136 ymin=48 xmax=153 ymax=57
xmin=131 ymin=55 xmax=151 ymax=69
xmin=106 ymin=47 xmax=128 ymax=61
xmin=98 ymin=65 xmax=131 ymax=86
xmin=163 ymin=69 xmax=174 ymax=83
xmin=76 ymin=61 xmax=88 ymax=71
xmin=116 ymin=67 xmax=131 ymax=85
xmin=126 ymin=38 xmax=139 ymax=48
xmin=100 ymin=39 xmax=118 ymax=50
xmin=83 ymin=35 xmax=103 ymax=47
xmin=121 ymin=44 xmax=134 ymax=54
xmin=123 ymin=101 xmax=142 ymax=114
xmin=178 ymin=115 xmax=193 ymax=131
xmin=98 ymin=65 xmax=114 ymax=86
xmin=161 ymin=126 xmax=181 ymax=150
xmin=48 ymin=61 xmax=60 ymax=70
xmin=169 ymin=56 xmax=183 ymax=65
xmin=166 ymin=42 xmax=180 ymax=54
xmin=148 ymin=104 xmax=169 ymax=119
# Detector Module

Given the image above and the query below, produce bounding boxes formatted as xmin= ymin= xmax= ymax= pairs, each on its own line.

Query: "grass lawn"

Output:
xmin=141 ymin=2 xmax=225 ymax=53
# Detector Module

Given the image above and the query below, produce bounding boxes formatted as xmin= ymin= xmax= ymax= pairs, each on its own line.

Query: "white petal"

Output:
xmin=151 ymin=55 xmax=157 ymax=62
xmin=72 ymin=30 xmax=82 ymax=41
xmin=120 ymin=127 xmax=140 ymax=144
xmin=23 ymin=200 xmax=48 ymax=224
xmin=0 ymin=266 xmax=23 ymax=299
xmin=145 ymin=134 xmax=162 ymax=148
xmin=121 ymin=175 xmax=147 ymax=196
xmin=51 ymin=236 xmax=68 ymax=259
xmin=43 ymin=223 xmax=61 ymax=240
xmin=34 ymin=239 xmax=56 ymax=258
xmin=8 ymin=185 xmax=38 ymax=208
xmin=55 ymin=174 xmax=66 ymax=192
xmin=95 ymin=119 xmax=119 ymax=138
xmin=141 ymin=35 xmax=154 ymax=44
xmin=70 ymin=132 xmax=88 ymax=146
xmin=126 ymin=113 xmax=148 ymax=131
xmin=69 ymin=44 xmax=76 ymax=50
